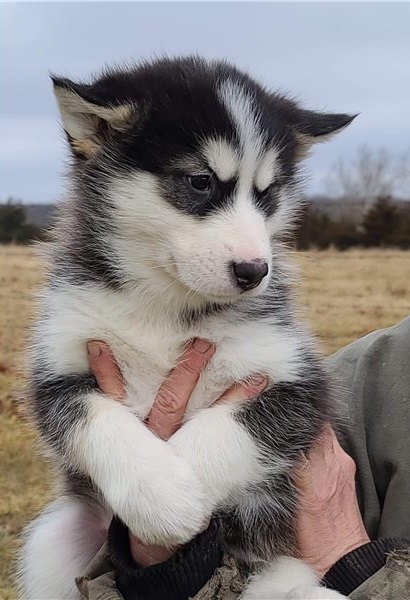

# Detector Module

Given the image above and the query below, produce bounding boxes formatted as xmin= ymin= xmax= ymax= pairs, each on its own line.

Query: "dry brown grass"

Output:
xmin=1 ymin=245 xmax=409 ymax=597
xmin=0 ymin=246 xmax=51 ymax=599
xmin=295 ymin=249 xmax=410 ymax=353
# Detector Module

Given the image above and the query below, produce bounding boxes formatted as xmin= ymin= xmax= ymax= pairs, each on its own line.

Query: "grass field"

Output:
xmin=1 ymin=245 xmax=410 ymax=598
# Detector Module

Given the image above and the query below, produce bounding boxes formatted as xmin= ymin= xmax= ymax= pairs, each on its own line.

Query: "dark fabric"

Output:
xmin=108 ymin=518 xmax=223 ymax=600
xmin=323 ymin=537 xmax=410 ymax=595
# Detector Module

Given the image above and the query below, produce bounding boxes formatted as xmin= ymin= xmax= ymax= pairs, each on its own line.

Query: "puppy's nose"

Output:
xmin=231 ymin=260 xmax=269 ymax=291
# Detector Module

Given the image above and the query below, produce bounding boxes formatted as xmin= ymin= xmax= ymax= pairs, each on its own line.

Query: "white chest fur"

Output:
xmin=38 ymin=284 xmax=304 ymax=418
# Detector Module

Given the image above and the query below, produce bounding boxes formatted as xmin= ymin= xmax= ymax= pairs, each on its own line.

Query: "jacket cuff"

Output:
xmin=108 ymin=518 xmax=223 ymax=600
xmin=323 ymin=537 xmax=410 ymax=595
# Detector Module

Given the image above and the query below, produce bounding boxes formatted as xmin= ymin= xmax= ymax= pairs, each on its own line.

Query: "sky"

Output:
xmin=1 ymin=1 xmax=409 ymax=203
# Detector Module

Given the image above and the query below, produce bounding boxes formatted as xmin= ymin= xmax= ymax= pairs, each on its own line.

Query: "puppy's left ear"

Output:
xmin=293 ymin=109 xmax=357 ymax=158
xmin=52 ymin=76 xmax=136 ymax=159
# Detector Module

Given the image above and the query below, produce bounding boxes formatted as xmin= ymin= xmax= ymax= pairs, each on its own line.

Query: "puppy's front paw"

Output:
xmin=241 ymin=557 xmax=349 ymax=600
xmin=286 ymin=587 xmax=348 ymax=599
xmin=116 ymin=455 xmax=210 ymax=546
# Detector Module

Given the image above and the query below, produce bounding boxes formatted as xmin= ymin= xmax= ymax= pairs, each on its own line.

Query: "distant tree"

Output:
xmin=330 ymin=218 xmax=362 ymax=251
xmin=296 ymin=206 xmax=360 ymax=250
xmin=325 ymin=145 xmax=410 ymax=208
xmin=394 ymin=219 xmax=410 ymax=248
xmin=0 ymin=198 xmax=43 ymax=244
xmin=296 ymin=207 xmax=332 ymax=250
xmin=326 ymin=146 xmax=393 ymax=206
xmin=361 ymin=196 xmax=399 ymax=247
xmin=390 ymin=202 xmax=410 ymax=249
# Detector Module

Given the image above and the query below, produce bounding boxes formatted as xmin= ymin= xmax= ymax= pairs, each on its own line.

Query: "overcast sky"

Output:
xmin=1 ymin=2 xmax=409 ymax=203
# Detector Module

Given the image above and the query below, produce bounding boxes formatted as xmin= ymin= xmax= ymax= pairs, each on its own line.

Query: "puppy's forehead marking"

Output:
xmin=218 ymin=79 xmax=269 ymax=196
xmin=203 ymin=138 xmax=239 ymax=181
xmin=255 ymin=148 xmax=279 ymax=192
xmin=218 ymin=79 xmax=264 ymax=158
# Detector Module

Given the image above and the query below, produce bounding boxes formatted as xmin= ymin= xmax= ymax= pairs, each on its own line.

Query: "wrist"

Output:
xmin=129 ymin=533 xmax=176 ymax=567
xmin=108 ymin=517 xmax=223 ymax=600
xmin=323 ymin=537 xmax=410 ymax=595
xmin=299 ymin=507 xmax=370 ymax=577
xmin=313 ymin=533 xmax=370 ymax=577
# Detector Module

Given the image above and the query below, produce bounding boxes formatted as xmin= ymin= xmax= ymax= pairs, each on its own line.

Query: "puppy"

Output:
xmin=19 ymin=57 xmax=354 ymax=599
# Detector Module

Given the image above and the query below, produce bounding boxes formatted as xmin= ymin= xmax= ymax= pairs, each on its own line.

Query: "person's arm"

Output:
xmin=295 ymin=425 xmax=409 ymax=597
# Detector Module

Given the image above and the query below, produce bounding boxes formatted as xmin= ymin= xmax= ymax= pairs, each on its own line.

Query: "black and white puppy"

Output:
xmin=19 ymin=57 xmax=354 ymax=599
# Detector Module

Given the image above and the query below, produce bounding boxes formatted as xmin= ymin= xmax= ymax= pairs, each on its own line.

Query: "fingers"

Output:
xmin=87 ymin=334 xmax=266 ymax=443
xmin=217 ymin=374 xmax=268 ymax=404
xmin=87 ymin=341 xmax=125 ymax=401
xmin=295 ymin=425 xmax=334 ymax=493
xmin=306 ymin=423 xmax=335 ymax=467
xmin=129 ymin=533 xmax=175 ymax=567
xmin=329 ymin=426 xmax=357 ymax=477
xmin=316 ymin=424 xmax=356 ymax=476
xmin=147 ymin=339 xmax=215 ymax=440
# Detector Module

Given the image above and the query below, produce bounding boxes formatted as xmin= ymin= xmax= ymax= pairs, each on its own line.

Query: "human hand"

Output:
xmin=87 ymin=338 xmax=215 ymax=439
xmin=295 ymin=424 xmax=370 ymax=577
xmin=88 ymin=338 xmax=267 ymax=567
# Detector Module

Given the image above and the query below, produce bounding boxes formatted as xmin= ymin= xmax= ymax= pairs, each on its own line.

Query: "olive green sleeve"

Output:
xmin=326 ymin=316 xmax=410 ymax=540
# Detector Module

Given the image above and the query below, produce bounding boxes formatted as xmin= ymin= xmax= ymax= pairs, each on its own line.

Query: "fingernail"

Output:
xmin=193 ymin=339 xmax=212 ymax=354
xmin=248 ymin=375 xmax=267 ymax=389
xmin=87 ymin=341 xmax=102 ymax=358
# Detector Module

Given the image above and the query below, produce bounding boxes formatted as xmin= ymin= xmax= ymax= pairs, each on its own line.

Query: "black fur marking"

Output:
xmin=237 ymin=364 xmax=330 ymax=460
xmin=179 ymin=301 xmax=231 ymax=326
xmin=51 ymin=167 xmax=126 ymax=289
xmin=228 ymin=356 xmax=330 ymax=564
xmin=53 ymin=243 xmax=124 ymax=290
xmin=220 ymin=474 xmax=298 ymax=562
xmin=30 ymin=371 xmax=96 ymax=454
xmin=158 ymin=173 xmax=238 ymax=218
xmin=295 ymin=110 xmax=357 ymax=138
xmin=64 ymin=470 xmax=102 ymax=502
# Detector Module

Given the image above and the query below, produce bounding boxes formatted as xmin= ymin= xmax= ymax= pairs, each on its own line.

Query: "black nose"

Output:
xmin=231 ymin=260 xmax=269 ymax=291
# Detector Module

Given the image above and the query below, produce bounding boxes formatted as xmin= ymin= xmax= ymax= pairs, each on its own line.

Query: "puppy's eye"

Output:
xmin=258 ymin=181 xmax=280 ymax=198
xmin=187 ymin=174 xmax=212 ymax=193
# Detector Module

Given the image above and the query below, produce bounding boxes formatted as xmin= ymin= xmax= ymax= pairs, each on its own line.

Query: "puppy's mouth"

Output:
xmin=165 ymin=254 xmax=266 ymax=303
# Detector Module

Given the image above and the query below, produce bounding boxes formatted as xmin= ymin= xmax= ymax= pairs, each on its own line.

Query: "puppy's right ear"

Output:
xmin=52 ymin=76 xmax=136 ymax=159
xmin=292 ymin=109 xmax=357 ymax=159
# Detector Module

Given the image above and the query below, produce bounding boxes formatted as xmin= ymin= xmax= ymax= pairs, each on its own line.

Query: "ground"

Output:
xmin=1 ymin=245 xmax=409 ymax=597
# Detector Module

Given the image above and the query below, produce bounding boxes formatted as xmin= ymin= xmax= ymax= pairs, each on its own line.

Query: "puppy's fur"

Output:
xmin=19 ymin=57 xmax=353 ymax=599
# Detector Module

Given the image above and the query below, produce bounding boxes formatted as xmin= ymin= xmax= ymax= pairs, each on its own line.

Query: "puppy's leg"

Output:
xmin=168 ymin=403 xmax=278 ymax=508
xmin=72 ymin=393 xmax=209 ymax=545
xmin=18 ymin=496 xmax=109 ymax=600
xmin=241 ymin=557 xmax=347 ymax=600
xmin=33 ymin=374 xmax=209 ymax=546
xmin=169 ymin=377 xmax=324 ymax=512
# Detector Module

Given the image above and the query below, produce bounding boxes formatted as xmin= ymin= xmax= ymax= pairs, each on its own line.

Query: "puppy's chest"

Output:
xmin=51 ymin=287 xmax=301 ymax=418
xmin=108 ymin=316 xmax=301 ymax=420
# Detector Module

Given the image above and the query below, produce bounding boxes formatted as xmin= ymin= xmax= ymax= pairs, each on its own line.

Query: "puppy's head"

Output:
xmin=53 ymin=57 xmax=355 ymax=303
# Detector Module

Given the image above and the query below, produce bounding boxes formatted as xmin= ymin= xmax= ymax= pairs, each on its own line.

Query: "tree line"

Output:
xmin=296 ymin=196 xmax=410 ymax=250
xmin=296 ymin=145 xmax=410 ymax=249
xmin=0 ymin=201 xmax=44 ymax=244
